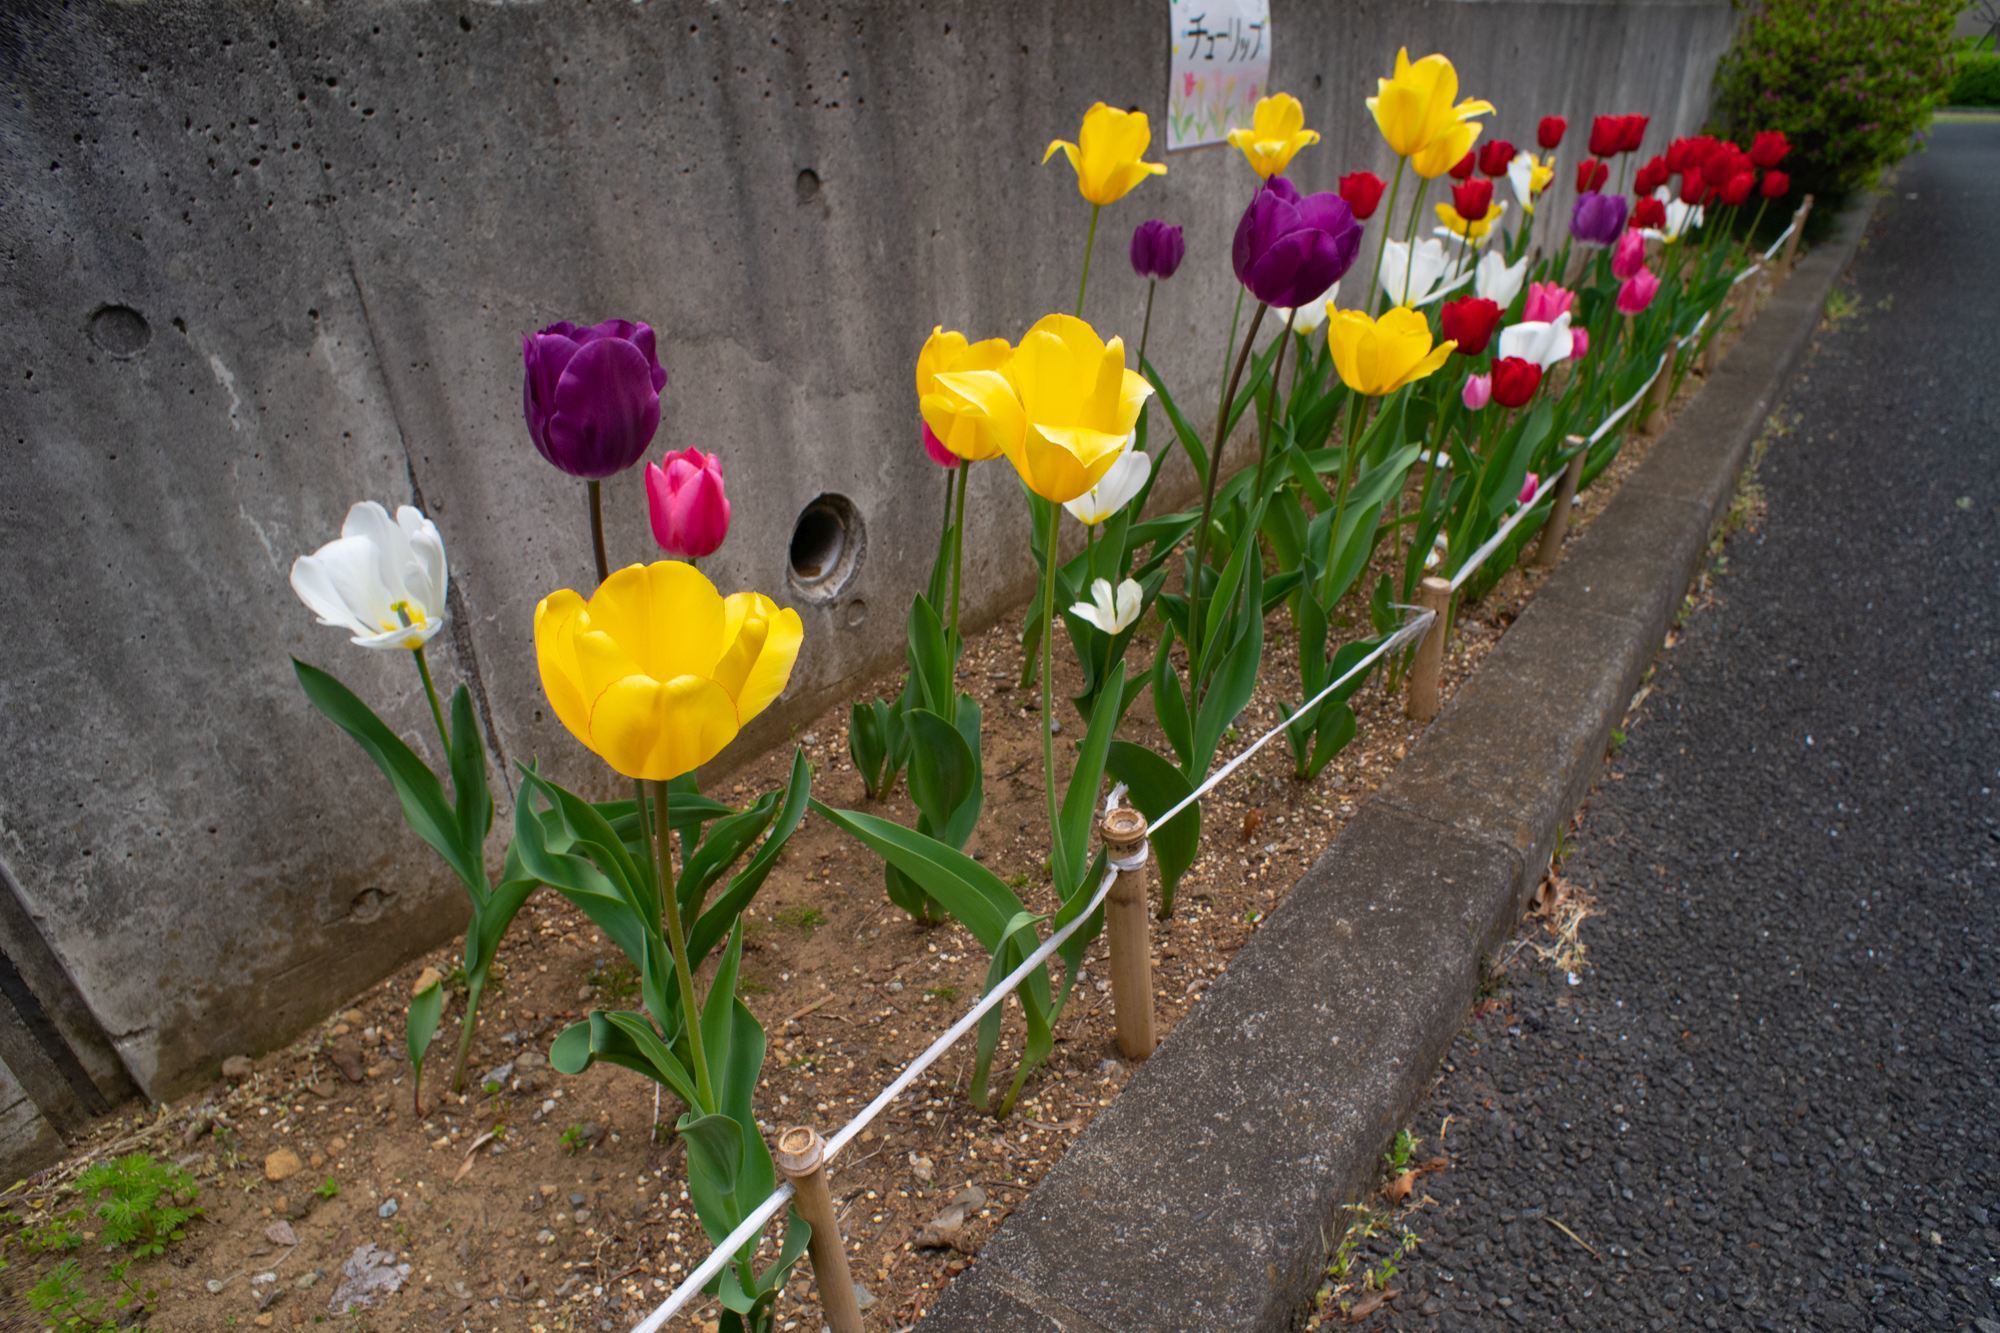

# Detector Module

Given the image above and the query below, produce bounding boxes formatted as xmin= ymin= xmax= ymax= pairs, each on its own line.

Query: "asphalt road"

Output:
xmin=1382 ymin=121 xmax=2000 ymax=1331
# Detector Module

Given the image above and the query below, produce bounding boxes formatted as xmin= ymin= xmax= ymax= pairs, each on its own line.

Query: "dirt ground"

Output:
xmin=2 ymin=323 xmax=1738 ymax=1332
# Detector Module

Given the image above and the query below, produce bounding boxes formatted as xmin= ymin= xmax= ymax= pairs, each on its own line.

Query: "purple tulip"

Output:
xmin=521 ymin=319 xmax=668 ymax=479
xmin=1130 ymin=219 xmax=1186 ymax=281
xmin=1569 ymin=191 xmax=1629 ymax=247
xmin=1232 ymin=177 xmax=1363 ymax=310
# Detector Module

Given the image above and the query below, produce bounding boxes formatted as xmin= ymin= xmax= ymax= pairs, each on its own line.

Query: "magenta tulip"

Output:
xmin=644 ymin=447 xmax=731 ymax=558
xmin=1617 ymin=267 xmax=1662 ymax=315
xmin=921 ymin=422 xmax=961 ymax=470
xmin=1570 ymin=327 xmax=1591 ymax=361
xmin=1611 ymin=230 xmax=1646 ymax=281
xmin=1462 ymin=373 xmax=1492 ymax=411
xmin=1521 ymin=282 xmax=1575 ymax=323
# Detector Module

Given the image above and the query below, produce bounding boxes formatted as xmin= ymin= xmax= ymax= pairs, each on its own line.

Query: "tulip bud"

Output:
xmin=1477 ymin=139 xmax=1516 ymax=178
xmin=1338 ymin=170 xmax=1387 ymax=220
xmin=1588 ymin=115 xmax=1623 ymax=158
xmin=1449 ymin=151 xmax=1476 ymax=181
xmin=1130 ymin=218 xmax=1186 ymax=281
xmin=1760 ymin=170 xmax=1791 ymax=199
xmin=1611 ymin=230 xmax=1647 ymax=280
xmin=1748 ymin=130 xmax=1790 ymax=169
xmin=1570 ymin=327 xmax=1590 ymax=361
xmin=1619 ymin=115 xmax=1650 ymax=154
xmin=1462 ymin=372 xmax=1492 ymax=411
xmin=1720 ymin=171 xmax=1757 ymax=207
xmin=1537 ymin=116 xmax=1568 ymax=150
xmin=522 ymin=319 xmax=668 ymax=480
xmin=1616 ymin=267 xmax=1662 ymax=316
xmin=644 ymin=447 xmax=731 ymax=559
xmin=1679 ymin=173 xmax=1711 ymax=206
xmin=1703 ymin=144 xmax=1747 ymax=188
xmin=1491 ymin=356 xmax=1543 ymax=409
xmin=921 ymin=422 xmax=961 ymax=470
xmin=1631 ymin=197 xmax=1668 ymax=230
xmin=1635 ymin=156 xmax=1670 ymax=197
xmin=1576 ymin=159 xmax=1609 ymax=193
xmin=1451 ymin=176 xmax=1495 ymax=223
xmin=1519 ymin=472 xmax=1541 ymax=505
xmin=1439 ymin=296 xmax=1503 ymax=357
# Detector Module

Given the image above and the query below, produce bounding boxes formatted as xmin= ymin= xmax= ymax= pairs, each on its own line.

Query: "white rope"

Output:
xmin=1730 ymin=261 xmax=1764 ymax=287
xmin=1760 ymin=218 xmax=1798 ymax=260
xmin=626 ymin=608 xmax=1434 ymax=1331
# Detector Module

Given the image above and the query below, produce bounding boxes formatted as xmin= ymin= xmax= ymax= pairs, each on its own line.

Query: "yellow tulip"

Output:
xmin=934 ymin=314 xmax=1152 ymax=504
xmin=535 ymin=562 xmax=802 ymax=781
xmin=1367 ymin=47 xmax=1493 ymax=167
xmin=1326 ymin=306 xmax=1457 ymax=397
xmin=1226 ymin=92 xmax=1321 ymax=179
xmin=917 ymin=327 xmax=1014 ymax=462
xmin=1043 ymin=103 xmax=1166 ymax=206
xmin=1434 ymin=200 xmax=1505 ymax=242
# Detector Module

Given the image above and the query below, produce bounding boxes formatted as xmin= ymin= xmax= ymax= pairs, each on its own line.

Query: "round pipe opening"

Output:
xmin=787 ymin=493 xmax=864 ymax=602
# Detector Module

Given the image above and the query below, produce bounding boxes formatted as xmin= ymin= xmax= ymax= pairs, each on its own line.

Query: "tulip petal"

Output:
xmin=583 ymin=561 xmax=728 ymax=683
xmin=534 ymin=588 xmax=595 ymax=750
xmin=545 ymin=337 xmax=663 ymax=480
xmin=588 ymin=673 xmax=741 ymax=781
xmin=713 ymin=593 xmax=804 ymax=726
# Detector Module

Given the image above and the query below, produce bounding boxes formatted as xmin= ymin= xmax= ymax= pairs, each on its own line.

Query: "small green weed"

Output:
xmin=60 ymin=1154 xmax=201 ymax=1259
xmin=1608 ymin=727 xmax=1628 ymax=756
xmin=314 ymin=1175 xmax=340 ymax=1201
xmin=27 ymin=1257 xmax=156 ymax=1333
xmin=588 ymin=959 xmax=641 ymax=1003
xmin=773 ymin=905 xmax=824 ymax=937
xmin=1381 ymin=1128 xmax=1415 ymax=1175
xmin=923 ymin=985 xmax=959 ymax=1003
xmin=560 ymin=1123 xmax=590 ymax=1156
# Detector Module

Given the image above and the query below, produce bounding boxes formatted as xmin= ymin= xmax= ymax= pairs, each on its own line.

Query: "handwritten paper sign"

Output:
xmin=1167 ymin=0 xmax=1272 ymax=151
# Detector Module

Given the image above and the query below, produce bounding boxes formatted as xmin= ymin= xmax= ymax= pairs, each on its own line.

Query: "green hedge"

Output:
xmin=1712 ymin=0 xmax=1961 ymax=203
xmin=1950 ymin=50 xmax=2000 ymax=106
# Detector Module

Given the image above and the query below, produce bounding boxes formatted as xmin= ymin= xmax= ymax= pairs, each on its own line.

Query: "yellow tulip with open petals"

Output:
xmin=1043 ymin=103 xmax=1166 ymax=206
xmin=936 ymin=314 xmax=1152 ymax=504
xmin=1226 ymin=92 xmax=1321 ymax=179
xmin=1326 ymin=306 xmax=1457 ymax=397
xmin=917 ymin=327 xmax=1015 ymax=463
xmin=1367 ymin=48 xmax=1493 ymax=166
xmin=1435 ymin=200 xmax=1506 ymax=243
xmin=535 ymin=562 xmax=802 ymax=781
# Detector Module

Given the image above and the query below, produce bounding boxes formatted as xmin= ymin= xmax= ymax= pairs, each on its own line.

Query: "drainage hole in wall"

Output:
xmin=787 ymin=494 xmax=863 ymax=602
xmin=87 ymin=304 xmax=151 ymax=358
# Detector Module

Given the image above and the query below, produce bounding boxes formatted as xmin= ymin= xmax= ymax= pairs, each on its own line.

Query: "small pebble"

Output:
xmin=378 ymin=1198 xmax=399 ymax=1219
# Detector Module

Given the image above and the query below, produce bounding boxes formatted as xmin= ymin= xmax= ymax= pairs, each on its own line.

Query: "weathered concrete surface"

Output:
xmin=919 ymin=204 xmax=1874 ymax=1330
xmin=0 ymin=0 xmax=1736 ymax=1153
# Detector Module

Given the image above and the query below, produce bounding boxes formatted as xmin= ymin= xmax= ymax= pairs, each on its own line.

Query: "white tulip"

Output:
xmin=1377 ymin=237 xmax=1451 ymax=308
xmin=1475 ymin=251 xmax=1529 ymax=308
xmin=1642 ymin=187 xmax=1705 ymax=244
xmin=1063 ymin=435 xmax=1152 ymax=526
xmin=290 ymin=501 xmax=449 ymax=651
xmin=1272 ymin=280 xmax=1339 ymax=335
xmin=1497 ymin=311 xmax=1576 ymax=369
xmin=1070 ymin=577 xmax=1142 ymax=636
xmin=1506 ymin=151 xmax=1541 ymax=212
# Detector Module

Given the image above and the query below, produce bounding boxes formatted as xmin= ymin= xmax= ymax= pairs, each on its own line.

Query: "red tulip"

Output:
xmin=1576 ymin=158 xmax=1609 ymax=193
xmin=1491 ymin=356 xmax=1543 ymax=408
xmin=1478 ymin=139 xmax=1517 ymax=177
xmin=1588 ymin=115 xmax=1624 ymax=157
xmin=1720 ymin=171 xmax=1757 ymax=207
xmin=1452 ymin=176 xmax=1495 ymax=222
xmin=1439 ymin=296 xmax=1503 ymax=356
xmin=1760 ymin=170 xmax=1791 ymax=199
xmin=1449 ymin=151 xmax=1476 ymax=181
xmin=1538 ymin=116 xmax=1568 ymax=150
xmin=1619 ymin=114 xmax=1650 ymax=153
xmin=1338 ymin=170 xmax=1387 ymax=220
xmin=1748 ymin=130 xmax=1791 ymax=169
xmin=1679 ymin=173 xmax=1711 ymax=206
xmin=1666 ymin=135 xmax=1714 ymax=176
xmin=1703 ymin=144 xmax=1749 ymax=187
xmin=1631 ymin=196 xmax=1667 ymax=230
xmin=1635 ymin=155 xmax=1670 ymax=197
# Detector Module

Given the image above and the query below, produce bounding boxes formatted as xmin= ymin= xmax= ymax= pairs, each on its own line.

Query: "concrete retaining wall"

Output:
xmin=0 ymin=0 xmax=1735 ymax=1170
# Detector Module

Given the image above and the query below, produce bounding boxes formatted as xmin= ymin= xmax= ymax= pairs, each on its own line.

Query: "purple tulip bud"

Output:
xmin=1232 ymin=177 xmax=1363 ymax=310
xmin=1569 ymin=191 xmax=1629 ymax=247
xmin=521 ymin=319 xmax=668 ymax=479
xmin=1130 ymin=219 xmax=1186 ymax=281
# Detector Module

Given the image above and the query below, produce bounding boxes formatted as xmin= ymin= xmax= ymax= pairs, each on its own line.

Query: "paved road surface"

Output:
xmin=1383 ymin=121 xmax=2000 ymax=1331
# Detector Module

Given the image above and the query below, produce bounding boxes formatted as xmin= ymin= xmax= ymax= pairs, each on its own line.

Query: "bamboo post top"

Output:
xmin=775 ymin=1125 xmax=825 ymax=1178
xmin=1102 ymin=806 xmax=1147 ymax=855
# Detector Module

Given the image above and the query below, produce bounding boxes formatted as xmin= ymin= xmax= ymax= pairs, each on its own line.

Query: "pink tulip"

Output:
xmin=1571 ymin=327 xmax=1591 ymax=361
xmin=645 ymin=446 xmax=731 ymax=559
xmin=1462 ymin=373 xmax=1492 ymax=410
xmin=1617 ymin=267 xmax=1662 ymax=315
xmin=921 ymin=422 xmax=960 ymax=470
xmin=1519 ymin=472 xmax=1541 ymax=504
xmin=1521 ymin=281 xmax=1575 ymax=323
xmin=1612 ymin=230 xmax=1647 ymax=280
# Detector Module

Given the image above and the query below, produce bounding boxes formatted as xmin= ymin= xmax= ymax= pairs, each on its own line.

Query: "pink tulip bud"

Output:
xmin=1617 ymin=267 xmax=1662 ymax=315
xmin=645 ymin=447 xmax=731 ymax=559
xmin=1521 ymin=281 xmax=1576 ymax=323
xmin=1571 ymin=327 xmax=1591 ymax=361
xmin=1519 ymin=472 xmax=1541 ymax=504
xmin=1611 ymin=230 xmax=1647 ymax=280
xmin=921 ymin=421 xmax=960 ymax=470
xmin=1462 ymin=373 xmax=1492 ymax=410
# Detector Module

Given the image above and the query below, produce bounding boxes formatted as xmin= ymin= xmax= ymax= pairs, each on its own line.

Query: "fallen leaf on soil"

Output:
xmin=1383 ymin=1171 xmax=1417 ymax=1205
xmin=1348 ymin=1287 xmax=1398 ymax=1321
xmin=454 ymin=1130 xmax=498 ymax=1183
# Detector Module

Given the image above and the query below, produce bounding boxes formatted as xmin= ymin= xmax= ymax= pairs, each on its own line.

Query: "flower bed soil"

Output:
xmin=2 ymin=306 xmax=1753 ymax=1333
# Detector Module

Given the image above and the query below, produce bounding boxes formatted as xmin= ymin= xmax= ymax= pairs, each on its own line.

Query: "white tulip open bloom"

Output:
xmin=290 ymin=501 xmax=449 ymax=651
xmin=1063 ymin=436 xmax=1152 ymax=527
xmin=1642 ymin=187 xmax=1705 ymax=244
xmin=1272 ymin=280 xmax=1339 ymax=336
xmin=1474 ymin=251 xmax=1528 ymax=309
xmin=1497 ymin=311 xmax=1576 ymax=370
xmin=1377 ymin=238 xmax=1451 ymax=308
xmin=1070 ymin=577 xmax=1142 ymax=636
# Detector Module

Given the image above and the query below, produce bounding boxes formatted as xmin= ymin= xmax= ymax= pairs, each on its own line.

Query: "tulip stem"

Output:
xmin=949 ymin=465 xmax=968 ymax=654
xmin=1255 ymin=308 xmax=1297 ymax=498
xmin=1075 ymin=205 xmax=1102 ymax=318
xmin=1365 ymin=157 xmax=1407 ymax=315
xmin=1400 ymin=176 xmax=1430 ymax=306
xmin=1189 ymin=301 xmax=1268 ymax=661
xmin=410 ymin=645 xmax=451 ymax=754
xmin=1138 ymin=280 xmax=1157 ymax=370
xmin=446 ymin=975 xmax=484 ymax=1095
xmin=586 ymin=480 xmax=611 ymax=586
xmin=652 ymin=780 xmax=714 ymax=1114
xmin=1037 ymin=501 xmax=1062 ymax=872
xmin=1324 ymin=390 xmax=1369 ymax=606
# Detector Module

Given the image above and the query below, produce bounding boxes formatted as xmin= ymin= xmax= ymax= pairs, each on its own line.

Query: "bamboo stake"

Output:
xmin=1407 ymin=576 xmax=1453 ymax=722
xmin=1781 ymin=195 xmax=1813 ymax=274
xmin=1100 ymin=807 xmax=1157 ymax=1060
xmin=1638 ymin=359 xmax=1675 ymax=438
xmin=1533 ymin=438 xmax=1587 ymax=569
xmin=773 ymin=1127 xmax=863 ymax=1333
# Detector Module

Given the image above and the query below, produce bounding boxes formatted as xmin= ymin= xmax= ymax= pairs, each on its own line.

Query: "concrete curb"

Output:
xmin=917 ymin=200 xmax=1877 ymax=1333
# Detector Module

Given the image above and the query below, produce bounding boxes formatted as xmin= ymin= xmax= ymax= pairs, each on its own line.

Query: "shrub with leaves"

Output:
xmin=71 ymin=1153 xmax=202 ymax=1258
xmin=1711 ymin=0 xmax=1960 ymax=202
